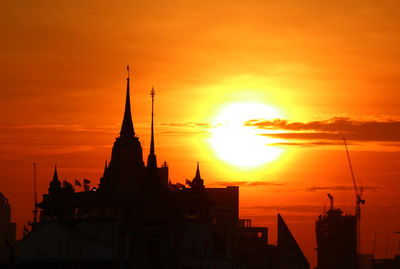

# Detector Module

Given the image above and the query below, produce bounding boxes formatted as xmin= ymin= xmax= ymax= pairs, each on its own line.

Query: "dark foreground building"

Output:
xmin=15 ymin=72 xmax=308 ymax=269
xmin=315 ymin=198 xmax=357 ymax=269
xmin=0 ymin=192 xmax=16 ymax=267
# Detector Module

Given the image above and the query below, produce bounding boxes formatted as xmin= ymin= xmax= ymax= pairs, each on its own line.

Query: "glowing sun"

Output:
xmin=209 ymin=103 xmax=284 ymax=168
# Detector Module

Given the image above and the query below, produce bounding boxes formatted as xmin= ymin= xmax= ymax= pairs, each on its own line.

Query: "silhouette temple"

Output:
xmin=12 ymin=69 xmax=309 ymax=269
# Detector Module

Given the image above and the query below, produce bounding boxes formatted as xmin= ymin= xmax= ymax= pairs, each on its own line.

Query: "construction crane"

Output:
xmin=343 ymin=137 xmax=365 ymax=256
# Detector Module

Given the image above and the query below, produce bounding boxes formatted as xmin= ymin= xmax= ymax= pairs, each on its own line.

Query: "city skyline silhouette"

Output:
xmin=1 ymin=1 xmax=400 ymax=268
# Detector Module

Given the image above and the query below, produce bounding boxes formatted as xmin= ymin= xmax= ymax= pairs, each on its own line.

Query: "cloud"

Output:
xmin=0 ymin=124 xmax=117 ymax=134
xmin=245 ymin=117 xmax=400 ymax=143
xmin=0 ymin=122 xmax=211 ymax=137
xmin=242 ymin=205 xmax=323 ymax=213
xmin=161 ymin=130 xmax=208 ymax=135
xmin=306 ymin=185 xmax=381 ymax=192
xmin=267 ymin=141 xmax=342 ymax=147
xmin=159 ymin=122 xmax=211 ymax=128
xmin=211 ymin=181 xmax=285 ymax=187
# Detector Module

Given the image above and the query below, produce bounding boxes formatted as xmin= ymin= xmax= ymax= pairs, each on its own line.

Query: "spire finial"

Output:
xmin=120 ymin=66 xmax=135 ymax=136
xmin=147 ymin=86 xmax=157 ymax=170
xmin=150 ymin=86 xmax=155 ymax=155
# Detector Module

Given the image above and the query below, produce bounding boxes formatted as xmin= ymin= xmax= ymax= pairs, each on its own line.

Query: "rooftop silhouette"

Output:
xmin=12 ymin=70 xmax=309 ymax=269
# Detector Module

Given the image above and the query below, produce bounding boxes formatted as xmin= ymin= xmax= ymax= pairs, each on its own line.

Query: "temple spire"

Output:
xmin=147 ymin=87 xmax=157 ymax=170
xmin=120 ymin=65 xmax=135 ymax=137
xmin=52 ymin=165 xmax=59 ymax=182
xmin=191 ymin=161 xmax=204 ymax=190
xmin=49 ymin=164 xmax=61 ymax=195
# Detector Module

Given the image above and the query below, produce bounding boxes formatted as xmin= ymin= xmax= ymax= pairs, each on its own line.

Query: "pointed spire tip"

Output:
xmin=52 ymin=164 xmax=59 ymax=182
xmin=120 ymin=67 xmax=135 ymax=137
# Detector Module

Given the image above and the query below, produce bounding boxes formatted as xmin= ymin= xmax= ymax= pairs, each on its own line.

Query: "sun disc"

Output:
xmin=209 ymin=103 xmax=284 ymax=168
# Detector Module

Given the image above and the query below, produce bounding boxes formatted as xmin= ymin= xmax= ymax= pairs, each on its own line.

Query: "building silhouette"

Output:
xmin=315 ymin=196 xmax=357 ymax=269
xmin=0 ymin=192 xmax=16 ymax=266
xmin=15 ymin=70 xmax=309 ymax=269
xmin=277 ymin=214 xmax=309 ymax=269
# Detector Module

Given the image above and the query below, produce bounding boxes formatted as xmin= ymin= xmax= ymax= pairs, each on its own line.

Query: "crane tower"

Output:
xmin=343 ymin=137 xmax=365 ymax=256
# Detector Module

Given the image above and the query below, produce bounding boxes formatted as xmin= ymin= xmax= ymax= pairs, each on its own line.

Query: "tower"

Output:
xmin=100 ymin=66 xmax=145 ymax=191
xmin=316 ymin=201 xmax=357 ymax=269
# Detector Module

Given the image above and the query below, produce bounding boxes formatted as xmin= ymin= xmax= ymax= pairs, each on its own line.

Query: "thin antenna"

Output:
xmin=33 ymin=162 xmax=38 ymax=224
xmin=150 ymin=86 xmax=155 ymax=155
xmin=127 ymin=65 xmax=130 ymax=78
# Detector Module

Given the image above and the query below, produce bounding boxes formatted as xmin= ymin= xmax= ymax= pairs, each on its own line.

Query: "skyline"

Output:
xmin=1 ymin=1 xmax=400 ymax=267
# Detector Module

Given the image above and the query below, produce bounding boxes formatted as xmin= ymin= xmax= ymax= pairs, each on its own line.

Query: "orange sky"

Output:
xmin=1 ymin=1 xmax=400 ymax=267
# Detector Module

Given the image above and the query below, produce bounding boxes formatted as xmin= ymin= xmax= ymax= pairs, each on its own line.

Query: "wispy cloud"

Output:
xmin=159 ymin=122 xmax=211 ymax=128
xmin=211 ymin=181 xmax=285 ymax=187
xmin=0 ymin=122 xmax=211 ymax=136
xmin=306 ymin=185 xmax=381 ymax=192
xmin=245 ymin=117 xmax=400 ymax=144
xmin=0 ymin=124 xmax=117 ymax=134
xmin=242 ymin=205 xmax=323 ymax=213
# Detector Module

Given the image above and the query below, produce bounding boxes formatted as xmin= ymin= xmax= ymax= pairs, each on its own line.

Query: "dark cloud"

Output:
xmin=306 ymin=185 xmax=381 ymax=192
xmin=242 ymin=205 xmax=323 ymax=213
xmin=243 ymin=204 xmax=400 ymax=215
xmin=245 ymin=117 xmax=400 ymax=142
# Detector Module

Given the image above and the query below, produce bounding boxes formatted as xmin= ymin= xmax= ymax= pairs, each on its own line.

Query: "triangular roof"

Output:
xmin=120 ymin=73 xmax=135 ymax=137
xmin=277 ymin=213 xmax=309 ymax=269
xmin=52 ymin=165 xmax=59 ymax=182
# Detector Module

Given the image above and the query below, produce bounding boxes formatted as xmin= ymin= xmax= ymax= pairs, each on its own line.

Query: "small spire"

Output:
xmin=192 ymin=161 xmax=204 ymax=189
xmin=52 ymin=165 xmax=59 ymax=182
xmin=49 ymin=164 xmax=61 ymax=195
xmin=120 ymin=65 xmax=135 ymax=137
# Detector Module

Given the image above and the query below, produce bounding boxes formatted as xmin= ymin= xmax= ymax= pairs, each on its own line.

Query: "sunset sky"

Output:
xmin=1 ymin=0 xmax=400 ymax=266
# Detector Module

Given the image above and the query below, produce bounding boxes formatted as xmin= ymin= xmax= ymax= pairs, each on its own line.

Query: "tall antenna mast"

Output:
xmin=33 ymin=162 xmax=38 ymax=224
